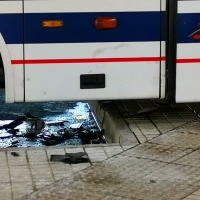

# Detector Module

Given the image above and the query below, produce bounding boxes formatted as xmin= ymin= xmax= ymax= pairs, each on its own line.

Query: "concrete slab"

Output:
xmin=0 ymin=144 xmax=126 ymax=200
xmin=150 ymin=122 xmax=200 ymax=149
xmin=88 ymin=101 xmax=139 ymax=146
xmin=89 ymin=100 xmax=200 ymax=145
xmin=124 ymin=142 xmax=193 ymax=163
xmin=17 ymin=119 xmax=200 ymax=200
xmin=18 ymin=158 xmax=199 ymax=200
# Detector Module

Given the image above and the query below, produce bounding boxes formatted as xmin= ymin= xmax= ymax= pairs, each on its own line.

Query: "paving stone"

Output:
xmin=187 ymin=124 xmax=200 ymax=135
xmin=85 ymin=147 xmax=107 ymax=162
xmin=101 ymin=196 xmax=135 ymax=200
xmin=187 ymin=104 xmax=200 ymax=117
xmin=183 ymin=189 xmax=200 ymax=200
xmin=134 ymin=120 xmax=159 ymax=139
xmin=174 ymin=149 xmax=200 ymax=167
xmin=156 ymin=125 xmax=175 ymax=134
xmin=30 ymin=164 xmax=54 ymax=182
xmin=146 ymin=112 xmax=175 ymax=134
xmin=103 ymin=146 xmax=123 ymax=157
xmin=50 ymin=163 xmax=73 ymax=180
xmin=135 ymin=137 xmax=147 ymax=143
xmin=0 ymin=182 xmax=12 ymax=200
xmin=0 ymin=193 xmax=12 ymax=200
xmin=85 ymin=147 xmax=105 ymax=152
xmin=35 ymin=181 xmax=52 ymax=190
xmin=27 ymin=150 xmax=49 ymax=165
xmin=65 ymin=148 xmax=84 ymax=153
xmin=9 ymin=165 xmax=32 ymax=182
xmin=53 ymin=173 xmax=71 ymax=181
xmin=0 ymin=151 xmax=8 ymax=166
xmin=0 ymin=167 xmax=10 ymax=182
xmin=145 ymin=163 xmax=200 ymax=187
xmin=125 ymin=142 xmax=193 ymax=163
xmin=106 ymin=154 xmax=167 ymax=179
xmin=19 ymin=186 xmax=135 ymax=200
xmin=71 ymin=163 xmax=91 ymax=173
xmin=172 ymin=104 xmax=197 ymax=122
xmin=50 ymin=163 xmax=72 ymax=173
xmin=125 ymin=120 xmax=147 ymax=143
xmin=12 ymin=182 xmax=33 ymax=200
xmin=7 ymin=151 xmax=27 ymax=166
xmin=13 ymin=193 xmax=27 ymax=200
xmin=150 ymin=127 xmax=200 ymax=149
xmin=118 ymin=129 xmax=139 ymax=145
xmin=121 ymin=145 xmax=135 ymax=151
xmin=18 ymin=163 xmax=198 ymax=200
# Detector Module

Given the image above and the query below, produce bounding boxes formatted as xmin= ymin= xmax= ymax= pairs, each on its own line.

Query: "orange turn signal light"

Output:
xmin=95 ymin=17 xmax=117 ymax=30
xmin=42 ymin=20 xmax=64 ymax=28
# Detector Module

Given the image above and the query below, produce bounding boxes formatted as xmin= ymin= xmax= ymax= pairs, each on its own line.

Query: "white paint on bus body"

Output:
xmin=22 ymin=42 xmax=160 ymax=59
xmin=25 ymin=62 xmax=160 ymax=102
xmin=0 ymin=1 xmax=23 ymax=102
xmin=23 ymin=41 xmax=161 ymax=101
xmin=178 ymin=0 xmax=200 ymax=13
xmin=24 ymin=0 xmax=160 ymax=13
xmin=176 ymin=1 xmax=200 ymax=102
xmin=23 ymin=0 xmax=161 ymax=102
xmin=0 ymin=0 xmax=163 ymax=102
xmin=0 ymin=1 xmax=22 ymax=14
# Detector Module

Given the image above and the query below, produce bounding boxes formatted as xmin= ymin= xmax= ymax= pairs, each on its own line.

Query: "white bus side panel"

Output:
xmin=7 ymin=44 xmax=24 ymax=102
xmin=23 ymin=0 xmax=161 ymax=102
xmin=160 ymin=0 xmax=166 ymax=99
xmin=176 ymin=0 xmax=200 ymax=102
xmin=0 ymin=1 xmax=24 ymax=102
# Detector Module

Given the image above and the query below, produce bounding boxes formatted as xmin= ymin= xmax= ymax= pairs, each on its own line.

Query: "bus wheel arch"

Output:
xmin=0 ymin=33 xmax=14 ymax=103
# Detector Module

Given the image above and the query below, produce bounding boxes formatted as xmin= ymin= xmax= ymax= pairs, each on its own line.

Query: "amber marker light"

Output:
xmin=95 ymin=17 xmax=117 ymax=30
xmin=42 ymin=20 xmax=64 ymax=28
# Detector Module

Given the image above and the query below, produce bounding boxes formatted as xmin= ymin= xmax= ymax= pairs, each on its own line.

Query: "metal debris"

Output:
xmin=0 ymin=131 xmax=12 ymax=139
xmin=0 ymin=116 xmax=26 ymax=130
xmin=46 ymin=121 xmax=68 ymax=126
xmin=0 ymin=102 xmax=106 ymax=148
xmin=70 ymin=123 xmax=83 ymax=129
xmin=50 ymin=152 xmax=89 ymax=164
xmin=124 ymin=101 xmax=171 ymax=118
xmin=11 ymin=152 xmax=19 ymax=156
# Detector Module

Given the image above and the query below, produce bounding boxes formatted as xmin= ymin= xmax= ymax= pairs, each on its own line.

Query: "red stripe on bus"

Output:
xmin=11 ymin=57 xmax=166 ymax=65
xmin=177 ymin=58 xmax=200 ymax=63
xmin=193 ymin=35 xmax=200 ymax=39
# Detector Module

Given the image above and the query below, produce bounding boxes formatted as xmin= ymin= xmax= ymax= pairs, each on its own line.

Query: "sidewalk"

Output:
xmin=2 ymin=99 xmax=200 ymax=200
xmin=18 ymin=119 xmax=200 ymax=200
xmin=0 ymin=144 xmax=131 ymax=200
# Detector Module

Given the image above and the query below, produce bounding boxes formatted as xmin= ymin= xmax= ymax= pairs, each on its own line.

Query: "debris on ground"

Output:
xmin=46 ymin=121 xmax=68 ymax=126
xmin=50 ymin=152 xmax=89 ymax=164
xmin=11 ymin=152 xmax=20 ymax=156
xmin=0 ymin=103 xmax=106 ymax=148
xmin=0 ymin=116 xmax=26 ymax=130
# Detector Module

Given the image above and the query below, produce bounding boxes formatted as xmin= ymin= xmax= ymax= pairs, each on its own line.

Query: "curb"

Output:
xmin=88 ymin=100 xmax=139 ymax=146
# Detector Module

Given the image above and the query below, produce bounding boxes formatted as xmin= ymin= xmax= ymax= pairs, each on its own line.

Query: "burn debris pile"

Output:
xmin=0 ymin=103 xmax=106 ymax=148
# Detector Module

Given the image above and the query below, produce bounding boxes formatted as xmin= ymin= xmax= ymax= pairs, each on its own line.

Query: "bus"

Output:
xmin=0 ymin=0 xmax=199 ymax=103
